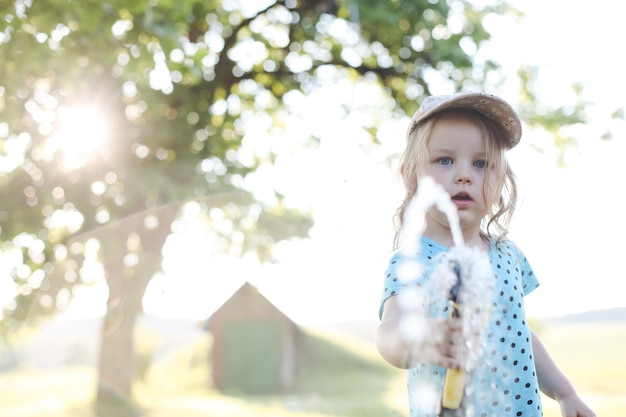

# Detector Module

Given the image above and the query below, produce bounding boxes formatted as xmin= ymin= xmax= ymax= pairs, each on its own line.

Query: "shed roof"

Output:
xmin=203 ymin=282 xmax=297 ymax=331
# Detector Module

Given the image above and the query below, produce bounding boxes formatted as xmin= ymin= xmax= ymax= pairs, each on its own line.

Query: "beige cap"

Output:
xmin=407 ymin=92 xmax=522 ymax=149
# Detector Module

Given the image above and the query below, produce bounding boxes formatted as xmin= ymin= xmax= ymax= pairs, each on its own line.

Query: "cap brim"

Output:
xmin=408 ymin=92 xmax=522 ymax=149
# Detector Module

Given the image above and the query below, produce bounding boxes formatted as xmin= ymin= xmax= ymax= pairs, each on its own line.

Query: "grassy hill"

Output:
xmin=1 ymin=310 xmax=624 ymax=417
xmin=0 ymin=322 xmax=407 ymax=417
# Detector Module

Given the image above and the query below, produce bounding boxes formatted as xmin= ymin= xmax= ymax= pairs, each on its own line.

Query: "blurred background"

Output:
xmin=1 ymin=0 xmax=624 ymax=416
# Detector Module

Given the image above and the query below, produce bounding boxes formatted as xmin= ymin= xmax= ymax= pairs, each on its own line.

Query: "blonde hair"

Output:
xmin=393 ymin=109 xmax=518 ymax=249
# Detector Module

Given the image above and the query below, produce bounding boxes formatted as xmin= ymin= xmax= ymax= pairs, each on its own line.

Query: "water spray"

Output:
xmin=397 ymin=177 xmax=494 ymax=417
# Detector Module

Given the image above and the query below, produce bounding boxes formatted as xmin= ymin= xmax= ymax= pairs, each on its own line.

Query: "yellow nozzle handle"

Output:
xmin=442 ymin=368 xmax=465 ymax=409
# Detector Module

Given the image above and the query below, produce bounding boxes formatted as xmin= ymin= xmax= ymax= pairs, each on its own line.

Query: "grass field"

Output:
xmin=535 ymin=320 xmax=626 ymax=417
xmin=0 ymin=320 xmax=624 ymax=417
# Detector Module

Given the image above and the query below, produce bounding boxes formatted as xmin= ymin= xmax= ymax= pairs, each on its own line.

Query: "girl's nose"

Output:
xmin=455 ymin=173 xmax=472 ymax=184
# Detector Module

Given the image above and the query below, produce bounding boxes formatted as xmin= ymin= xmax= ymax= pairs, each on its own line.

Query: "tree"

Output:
xmin=0 ymin=0 xmax=580 ymax=414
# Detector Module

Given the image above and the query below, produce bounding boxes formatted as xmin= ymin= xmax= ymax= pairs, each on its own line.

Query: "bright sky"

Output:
xmin=4 ymin=0 xmax=626 ymax=325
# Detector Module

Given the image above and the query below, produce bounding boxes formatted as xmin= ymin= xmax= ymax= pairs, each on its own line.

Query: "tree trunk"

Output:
xmin=95 ymin=259 xmax=146 ymax=417
xmin=93 ymin=207 xmax=179 ymax=416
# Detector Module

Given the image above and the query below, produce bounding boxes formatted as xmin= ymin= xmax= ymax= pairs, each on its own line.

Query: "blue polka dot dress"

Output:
xmin=380 ymin=237 xmax=542 ymax=417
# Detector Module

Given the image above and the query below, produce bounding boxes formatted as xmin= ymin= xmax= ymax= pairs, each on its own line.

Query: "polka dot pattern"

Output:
xmin=380 ymin=237 xmax=542 ymax=416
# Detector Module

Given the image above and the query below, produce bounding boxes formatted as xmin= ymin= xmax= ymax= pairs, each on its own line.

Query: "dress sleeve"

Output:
xmin=520 ymin=253 xmax=540 ymax=296
xmin=378 ymin=247 xmax=439 ymax=319
xmin=513 ymin=243 xmax=540 ymax=296
xmin=379 ymin=251 xmax=405 ymax=319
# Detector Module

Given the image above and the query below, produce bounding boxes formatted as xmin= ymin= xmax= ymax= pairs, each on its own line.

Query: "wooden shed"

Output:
xmin=204 ymin=282 xmax=300 ymax=394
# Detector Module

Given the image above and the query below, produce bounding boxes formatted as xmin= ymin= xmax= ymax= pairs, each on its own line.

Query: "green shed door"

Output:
xmin=222 ymin=320 xmax=282 ymax=394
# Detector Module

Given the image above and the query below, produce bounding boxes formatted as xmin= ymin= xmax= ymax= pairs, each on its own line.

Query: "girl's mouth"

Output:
xmin=451 ymin=192 xmax=473 ymax=207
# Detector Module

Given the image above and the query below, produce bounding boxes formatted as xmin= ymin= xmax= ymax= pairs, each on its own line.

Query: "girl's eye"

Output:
xmin=438 ymin=157 xmax=453 ymax=166
xmin=474 ymin=160 xmax=487 ymax=169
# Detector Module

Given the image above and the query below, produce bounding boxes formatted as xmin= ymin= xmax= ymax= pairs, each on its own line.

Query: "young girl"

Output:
xmin=376 ymin=93 xmax=595 ymax=417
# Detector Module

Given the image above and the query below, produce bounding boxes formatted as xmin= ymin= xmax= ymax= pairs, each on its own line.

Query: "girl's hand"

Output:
xmin=408 ymin=317 xmax=472 ymax=369
xmin=377 ymin=296 xmax=478 ymax=370
xmin=558 ymin=392 xmax=595 ymax=417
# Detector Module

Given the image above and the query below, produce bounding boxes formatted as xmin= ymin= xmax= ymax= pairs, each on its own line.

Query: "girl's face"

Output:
xmin=424 ymin=114 xmax=498 ymax=239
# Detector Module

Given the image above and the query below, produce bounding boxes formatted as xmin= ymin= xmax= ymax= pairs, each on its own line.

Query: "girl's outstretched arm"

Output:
xmin=376 ymin=295 xmax=469 ymax=370
xmin=531 ymin=331 xmax=596 ymax=417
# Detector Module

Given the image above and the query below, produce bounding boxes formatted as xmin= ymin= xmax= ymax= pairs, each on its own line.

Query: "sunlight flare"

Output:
xmin=47 ymin=106 xmax=107 ymax=170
